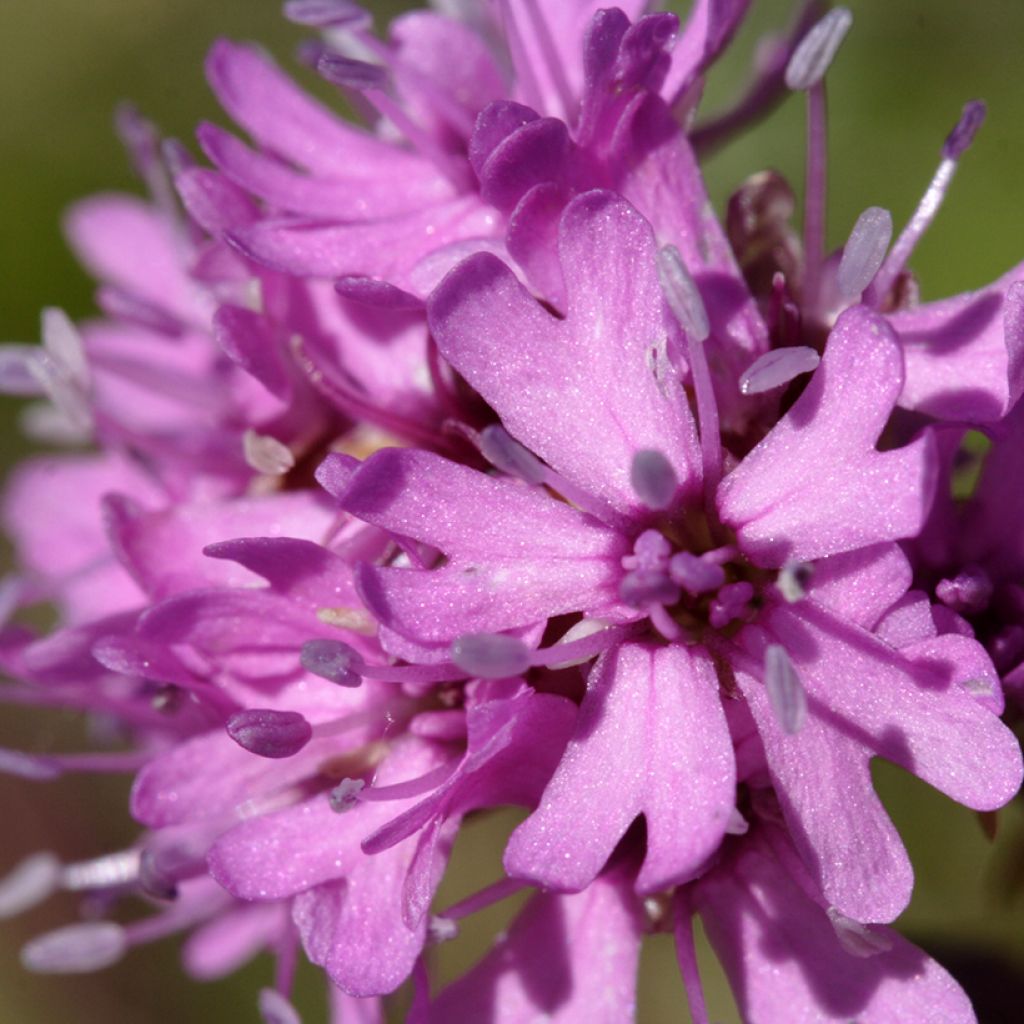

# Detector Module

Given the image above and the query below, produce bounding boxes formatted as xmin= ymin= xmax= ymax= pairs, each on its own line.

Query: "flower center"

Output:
xmin=618 ymin=526 xmax=769 ymax=642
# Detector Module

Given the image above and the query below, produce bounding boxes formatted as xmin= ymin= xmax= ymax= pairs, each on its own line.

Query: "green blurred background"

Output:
xmin=1 ymin=1 xmax=1022 ymax=1020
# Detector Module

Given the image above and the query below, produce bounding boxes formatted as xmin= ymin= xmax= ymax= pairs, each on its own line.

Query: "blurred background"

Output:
xmin=1 ymin=1 xmax=1022 ymax=1020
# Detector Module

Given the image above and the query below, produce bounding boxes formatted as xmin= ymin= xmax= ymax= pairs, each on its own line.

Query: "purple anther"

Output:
xmin=259 ymin=987 xmax=303 ymax=1024
xmin=657 ymin=245 xmax=710 ymax=342
xmin=630 ymin=449 xmax=678 ymax=510
xmin=21 ymin=922 xmax=127 ymax=974
xmin=935 ymin=566 xmax=993 ymax=616
xmin=300 ymin=638 xmax=364 ymax=687
xmin=0 ymin=748 xmax=62 ymax=781
xmin=943 ymin=100 xmax=986 ymax=160
xmin=764 ymin=644 xmax=807 ymax=734
xmin=450 ymin=633 xmax=531 ymax=678
xmin=784 ymin=7 xmax=853 ymax=91
xmin=669 ymin=551 xmax=726 ymax=596
xmin=738 ymin=347 xmax=820 ymax=395
xmin=226 ymin=709 xmax=313 ymax=759
xmin=479 ymin=425 xmax=546 ymax=484
xmin=620 ymin=569 xmax=681 ymax=609
xmin=318 ymin=54 xmax=389 ymax=92
xmin=284 ymin=0 xmax=371 ymax=29
xmin=837 ymin=207 xmax=893 ymax=299
xmin=0 ymin=853 xmax=61 ymax=920
xmin=328 ymin=777 xmax=365 ymax=813
xmin=709 ymin=581 xmax=755 ymax=629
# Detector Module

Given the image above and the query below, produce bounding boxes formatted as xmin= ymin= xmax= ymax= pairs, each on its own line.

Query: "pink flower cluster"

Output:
xmin=2 ymin=2 xmax=1023 ymax=1021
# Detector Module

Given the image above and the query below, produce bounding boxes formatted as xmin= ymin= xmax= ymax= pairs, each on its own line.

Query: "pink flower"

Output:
xmin=1 ymin=3 xmax=1021 ymax=1022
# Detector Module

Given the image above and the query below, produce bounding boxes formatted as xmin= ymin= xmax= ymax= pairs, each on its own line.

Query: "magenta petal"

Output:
xmin=662 ymin=0 xmax=750 ymax=101
xmin=182 ymin=902 xmax=286 ymax=980
xmin=505 ymin=642 xmax=734 ymax=894
xmin=430 ymin=871 xmax=644 ymax=1022
xmin=277 ymin=742 xmax=456 ymax=996
xmin=228 ymin=197 xmax=497 ymax=295
xmin=739 ymin=602 xmax=1023 ymax=921
xmin=891 ymin=262 xmax=1024 ymax=423
xmin=718 ymin=306 xmax=938 ymax=565
xmin=429 ymin=190 xmax=702 ymax=517
xmin=204 ymin=537 xmax=359 ymax=611
xmin=205 ymin=40 xmax=419 ymax=178
xmin=105 ymin=491 xmax=337 ymax=599
xmin=339 ymin=448 xmax=624 ymax=641
xmin=197 ymin=121 xmax=453 ymax=220
xmin=694 ymin=833 xmax=976 ymax=1024
xmin=174 ymin=167 xmax=259 ymax=234
xmin=805 ymin=543 xmax=912 ymax=629
xmin=64 ymin=195 xmax=211 ymax=329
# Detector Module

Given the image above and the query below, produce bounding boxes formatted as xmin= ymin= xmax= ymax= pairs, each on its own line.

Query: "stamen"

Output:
xmin=300 ymin=638 xmax=364 ymax=687
xmin=630 ymin=450 xmax=679 ymax=510
xmin=357 ymin=760 xmax=456 ymax=802
xmin=62 ymin=850 xmax=140 ymax=893
xmin=709 ymin=581 xmax=755 ymax=629
xmin=437 ymin=876 xmax=528 ymax=923
xmin=450 ymin=633 xmax=531 ymax=678
xmin=328 ymin=777 xmax=365 ymax=813
xmin=226 ymin=709 xmax=313 ymax=759
xmin=317 ymin=53 xmax=389 ymax=92
xmin=669 ymin=552 xmax=726 ymax=596
xmin=541 ymin=620 xmax=631 ymax=669
xmin=283 ymin=0 xmax=370 ymax=29
xmin=243 ymin=430 xmax=295 ymax=476
xmin=936 ymin=566 xmax=993 ymax=616
xmin=648 ymin=603 xmax=682 ymax=642
xmin=259 ymin=987 xmax=303 ymax=1024
xmin=138 ymin=840 xmax=208 ymax=901
xmin=657 ymin=246 xmax=710 ymax=342
xmin=0 ymin=853 xmax=61 ymax=919
xmin=738 ymin=346 xmax=820 ymax=395
xmin=0 ymin=748 xmax=61 ymax=781
xmin=318 ymin=55 xmax=470 ymax=190
xmin=786 ymin=9 xmax=851 ymax=310
xmin=826 ymin=907 xmax=893 ymax=957
xmin=869 ymin=101 xmax=986 ymax=305
xmin=783 ymin=7 xmax=853 ymax=92
xmin=479 ymin=425 xmax=546 ymax=485
xmin=776 ymin=561 xmax=813 ymax=603
xmin=658 ymin=245 xmax=721 ymax=495
xmin=764 ymin=644 xmax=807 ymax=734
xmin=837 ymin=207 xmax=893 ymax=300
xmin=943 ymin=100 xmax=987 ymax=160
xmin=21 ymin=922 xmax=127 ymax=974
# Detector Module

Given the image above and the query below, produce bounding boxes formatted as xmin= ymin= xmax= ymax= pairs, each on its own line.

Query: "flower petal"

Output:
xmin=718 ymin=306 xmax=938 ymax=565
xmin=693 ymin=832 xmax=976 ymax=1024
xmin=505 ymin=642 xmax=734 ymax=894
xmin=429 ymin=190 xmax=702 ymax=517
xmin=430 ymin=871 xmax=644 ymax=1022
